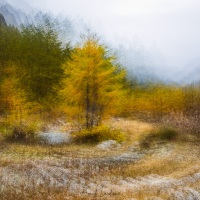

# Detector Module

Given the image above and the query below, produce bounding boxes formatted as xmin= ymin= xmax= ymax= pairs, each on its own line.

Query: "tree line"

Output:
xmin=0 ymin=13 xmax=200 ymax=136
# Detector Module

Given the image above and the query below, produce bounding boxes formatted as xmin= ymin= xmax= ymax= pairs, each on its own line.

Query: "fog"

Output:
xmin=7 ymin=0 xmax=200 ymax=82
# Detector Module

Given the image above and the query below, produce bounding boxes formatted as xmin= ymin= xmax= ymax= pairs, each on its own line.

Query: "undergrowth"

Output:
xmin=73 ymin=125 xmax=126 ymax=144
xmin=139 ymin=127 xmax=178 ymax=148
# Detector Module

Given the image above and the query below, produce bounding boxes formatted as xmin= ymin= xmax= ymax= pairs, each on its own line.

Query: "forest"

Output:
xmin=0 ymin=13 xmax=199 ymax=142
xmin=1 ymin=12 xmax=200 ymax=200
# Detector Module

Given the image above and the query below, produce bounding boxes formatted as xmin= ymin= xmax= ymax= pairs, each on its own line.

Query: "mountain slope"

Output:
xmin=172 ymin=57 xmax=200 ymax=84
xmin=0 ymin=0 xmax=28 ymax=26
xmin=0 ymin=12 xmax=6 ymax=26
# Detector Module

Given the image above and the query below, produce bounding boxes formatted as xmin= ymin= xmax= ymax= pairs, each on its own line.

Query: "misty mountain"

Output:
xmin=0 ymin=0 xmax=75 ymax=46
xmin=0 ymin=12 xmax=6 ymax=26
xmin=173 ymin=58 xmax=200 ymax=84
xmin=1 ymin=0 xmax=200 ymax=85
xmin=116 ymin=43 xmax=163 ymax=83
xmin=116 ymin=41 xmax=200 ymax=85
xmin=0 ymin=0 xmax=28 ymax=26
xmin=0 ymin=0 xmax=173 ymax=84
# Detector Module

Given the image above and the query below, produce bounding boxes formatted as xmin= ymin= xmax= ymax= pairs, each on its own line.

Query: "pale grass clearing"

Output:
xmin=106 ymin=118 xmax=154 ymax=144
xmin=101 ymin=140 xmax=200 ymax=180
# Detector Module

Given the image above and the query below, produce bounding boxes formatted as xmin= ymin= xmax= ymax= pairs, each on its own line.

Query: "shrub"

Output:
xmin=1 ymin=123 xmax=38 ymax=143
xmin=0 ymin=131 xmax=4 ymax=144
xmin=139 ymin=127 xmax=178 ymax=148
xmin=11 ymin=124 xmax=37 ymax=142
xmin=73 ymin=125 xmax=126 ymax=144
xmin=162 ymin=114 xmax=200 ymax=136
xmin=1 ymin=116 xmax=43 ymax=143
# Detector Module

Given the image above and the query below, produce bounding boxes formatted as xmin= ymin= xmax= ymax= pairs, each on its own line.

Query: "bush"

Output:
xmin=1 ymin=123 xmax=38 ymax=143
xmin=162 ymin=114 xmax=200 ymax=136
xmin=139 ymin=127 xmax=178 ymax=148
xmin=73 ymin=125 xmax=126 ymax=144
xmin=11 ymin=124 xmax=37 ymax=142
xmin=1 ymin=117 xmax=43 ymax=143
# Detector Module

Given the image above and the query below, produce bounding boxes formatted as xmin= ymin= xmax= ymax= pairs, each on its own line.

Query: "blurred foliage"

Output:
xmin=139 ymin=127 xmax=178 ymax=148
xmin=1 ymin=12 xmax=200 ymax=144
xmin=73 ymin=125 xmax=126 ymax=144
xmin=61 ymin=34 xmax=127 ymax=129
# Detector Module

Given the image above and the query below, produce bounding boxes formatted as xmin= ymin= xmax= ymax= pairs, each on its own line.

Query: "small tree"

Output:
xmin=62 ymin=35 xmax=126 ymax=129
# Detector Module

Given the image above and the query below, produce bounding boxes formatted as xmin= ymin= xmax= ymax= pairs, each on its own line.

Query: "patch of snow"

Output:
xmin=38 ymin=132 xmax=72 ymax=145
xmin=96 ymin=140 xmax=121 ymax=150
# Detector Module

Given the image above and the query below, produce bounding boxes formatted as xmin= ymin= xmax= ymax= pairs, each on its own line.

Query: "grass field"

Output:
xmin=0 ymin=118 xmax=200 ymax=199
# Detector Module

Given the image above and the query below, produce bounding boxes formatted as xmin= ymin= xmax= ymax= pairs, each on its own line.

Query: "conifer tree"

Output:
xmin=62 ymin=35 xmax=126 ymax=128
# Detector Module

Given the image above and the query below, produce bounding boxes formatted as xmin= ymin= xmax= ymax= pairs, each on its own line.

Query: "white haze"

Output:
xmin=6 ymin=0 xmax=200 ymax=82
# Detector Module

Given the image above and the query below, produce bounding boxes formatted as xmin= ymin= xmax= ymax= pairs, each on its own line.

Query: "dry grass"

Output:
xmin=0 ymin=118 xmax=200 ymax=199
xmin=106 ymin=118 xmax=154 ymax=144
xmin=0 ymin=118 xmax=155 ymax=163
xmin=0 ymin=188 xmax=170 ymax=200
xmin=114 ymin=154 xmax=199 ymax=179
xmin=107 ymin=137 xmax=200 ymax=179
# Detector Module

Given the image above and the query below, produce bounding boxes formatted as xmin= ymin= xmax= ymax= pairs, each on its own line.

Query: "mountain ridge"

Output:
xmin=0 ymin=0 xmax=28 ymax=26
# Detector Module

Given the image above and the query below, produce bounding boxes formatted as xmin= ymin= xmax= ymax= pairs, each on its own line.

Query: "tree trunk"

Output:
xmin=86 ymin=84 xmax=90 ymax=129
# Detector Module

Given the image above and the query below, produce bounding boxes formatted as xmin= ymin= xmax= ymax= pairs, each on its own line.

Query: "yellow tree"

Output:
xmin=62 ymin=36 xmax=126 ymax=129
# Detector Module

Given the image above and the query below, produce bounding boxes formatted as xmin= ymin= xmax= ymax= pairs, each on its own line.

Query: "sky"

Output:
xmin=6 ymin=0 xmax=200 ymax=81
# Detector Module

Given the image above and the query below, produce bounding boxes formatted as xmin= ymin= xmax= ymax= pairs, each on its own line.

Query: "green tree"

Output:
xmin=19 ymin=14 xmax=71 ymax=104
xmin=0 ymin=23 xmax=22 ymax=115
xmin=62 ymin=35 xmax=126 ymax=129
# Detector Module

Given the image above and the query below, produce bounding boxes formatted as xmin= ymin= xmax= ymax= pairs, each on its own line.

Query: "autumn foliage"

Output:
xmin=61 ymin=35 xmax=126 ymax=128
xmin=1 ymin=14 xmax=200 ymax=142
